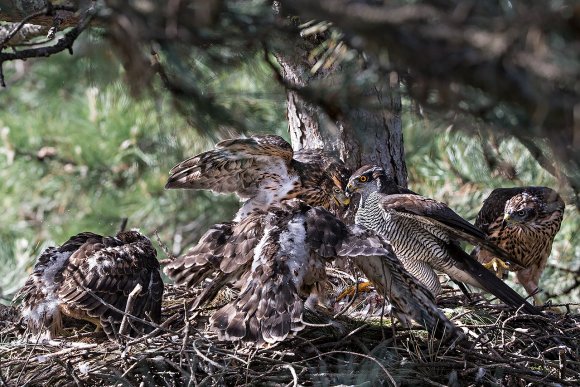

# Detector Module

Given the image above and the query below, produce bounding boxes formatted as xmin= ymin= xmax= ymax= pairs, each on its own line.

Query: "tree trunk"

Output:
xmin=277 ymin=43 xmax=407 ymax=187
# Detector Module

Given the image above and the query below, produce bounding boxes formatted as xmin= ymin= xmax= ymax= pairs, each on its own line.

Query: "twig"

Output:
xmin=282 ymin=364 xmax=298 ymax=387
xmin=118 ymin=218 xmax=128 ymax=233
xmin=0 ymin=5 xmax=97 ymax=87
xmin=119 ymin=284 xmax=143 ymax=336
xmin=0 ymin=4 xmax=76 ymax=48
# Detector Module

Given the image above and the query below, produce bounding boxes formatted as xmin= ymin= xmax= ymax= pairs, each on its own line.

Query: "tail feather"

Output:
xmin=209 ymin=222 xmax=309 ymax=346
xmin=446 ymin=243 xmax=538 ymax=314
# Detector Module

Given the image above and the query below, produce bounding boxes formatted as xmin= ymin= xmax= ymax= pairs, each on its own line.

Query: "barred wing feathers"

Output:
xmin=378 ymin=194 xmax=537 ymax=315
xmin=338 ymin=226 xmax=459 ymax=339
xmin=165 ymin=135 xmax=294 ymax=197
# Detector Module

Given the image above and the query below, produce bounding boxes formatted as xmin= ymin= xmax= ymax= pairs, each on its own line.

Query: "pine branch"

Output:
xmin=0 ymin=3 xmax=96 ymax=87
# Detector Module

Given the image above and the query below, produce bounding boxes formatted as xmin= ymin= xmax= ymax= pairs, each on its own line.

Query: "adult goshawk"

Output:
xmin=344 ymin=165 xmax=537 ymax=314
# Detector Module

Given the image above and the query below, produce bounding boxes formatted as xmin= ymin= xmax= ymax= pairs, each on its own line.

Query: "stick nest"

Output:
xmin=1 ymin=284 xmax=579 ymax=386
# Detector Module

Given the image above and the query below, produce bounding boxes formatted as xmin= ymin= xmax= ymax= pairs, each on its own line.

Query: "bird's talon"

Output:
xmin=336 ymin=282 xmax=374 ymax=301
xmin=482 ymin=258 xmax=510 ymax=278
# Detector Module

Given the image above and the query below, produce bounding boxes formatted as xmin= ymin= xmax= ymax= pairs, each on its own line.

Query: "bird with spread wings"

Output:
xmin=343 ymin=165 xmax=538 ymax=314
xmin=164 ymin=136 xmax=461 ymax=345
xmin=473 ymin=187 xmax=565 ymax=305
xmin=15 ymin=231 xmax=164 ymax=340
xmin=165 ymin=200 xmax=459 ymax=345
xmin=165 ymin=135 xmax=350 ymax=220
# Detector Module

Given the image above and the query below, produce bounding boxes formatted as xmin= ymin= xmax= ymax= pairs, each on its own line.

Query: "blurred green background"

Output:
xmin=0 ymin=35 xmax=577 ymax=306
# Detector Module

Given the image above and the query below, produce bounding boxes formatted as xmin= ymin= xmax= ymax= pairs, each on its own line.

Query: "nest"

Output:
xmin=1 ymin=284 xmax=579 ymax=386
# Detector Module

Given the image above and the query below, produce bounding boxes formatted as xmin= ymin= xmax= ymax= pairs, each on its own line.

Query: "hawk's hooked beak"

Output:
xmin=341 ymin=182 xmax=357 ymax=206
xmin=502 ymin=212 xmax=513 ymax=228
xmin=345 ymin=182 xmax=357 ymax=196
xmin=334 ymin=191 xmax=350 ymax=207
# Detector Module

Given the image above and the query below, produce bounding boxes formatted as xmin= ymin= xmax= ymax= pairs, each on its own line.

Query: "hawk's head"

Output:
xmin=328 ymin=172 xmax=350 ymax=207
xmin=503 ymin=191 xmax=563 ymax=227
xmin=292 ymin=148 xmax=351 ymax=211
xmin=344 ymin=164 xmax=401 ymax=204
xmin=503 ymin=192 xmax=540 ymax=226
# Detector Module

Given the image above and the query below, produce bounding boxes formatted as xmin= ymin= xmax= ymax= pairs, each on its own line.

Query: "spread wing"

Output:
xmin=164 ymin=215 xmax=266 ymax=311
xmin=164 ymin=222 xmax=235 ymax=288
xmin=56 ymin=232 xmax=163 ymax=338
xmin=165 ymin=135 xmax=294 ymax=199
xmin=379 ymin=194 xmax=526 ymax=267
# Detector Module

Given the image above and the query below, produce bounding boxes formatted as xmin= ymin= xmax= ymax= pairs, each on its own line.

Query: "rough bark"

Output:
xmin=277 ymin=41 xmax=407 ymax=187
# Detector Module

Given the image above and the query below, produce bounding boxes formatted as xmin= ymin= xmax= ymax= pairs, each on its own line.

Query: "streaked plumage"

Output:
xmin=165 ymin=135 xmax=350 ymax=220
xmin=473 ymin=187 xmax=565 ymax=304
xmin=165 ymin=200 xmax=459 ymax=346
xmin=345 ymin=165 xmax=537 ymax=314
xmin=15 ymin=231 xmax=163 ymax=340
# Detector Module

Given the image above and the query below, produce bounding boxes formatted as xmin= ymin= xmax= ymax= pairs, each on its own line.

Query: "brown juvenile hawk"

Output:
xmin=165 ymin=135 xmax=350 ymax=220
xmin=473 ymin=187 xmax=565 ymax=305
xmin=344 ymin=165 xmax=538 ymax=314
xmin=15 ymin=231 xmax=164 ymax=340
xmin=165 ymin=200 xmax=459 ymax=346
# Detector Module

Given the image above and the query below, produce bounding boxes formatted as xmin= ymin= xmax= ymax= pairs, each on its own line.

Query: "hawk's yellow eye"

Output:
xmin=359 ymin=175 xmax=368 ymax=182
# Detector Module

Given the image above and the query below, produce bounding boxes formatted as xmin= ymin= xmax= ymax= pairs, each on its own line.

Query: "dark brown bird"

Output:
xmin=473 ymin=187 xmax=565 ymax=305
xmin=15 ymin=231 xmax=163 ymax=340
xmin=165 ymin=135 xmax=350 ymax=220
xmin=165 ymin=200 xmax=460 ymax=346
xmin=344 ymin=165 xmax=538 ymax=314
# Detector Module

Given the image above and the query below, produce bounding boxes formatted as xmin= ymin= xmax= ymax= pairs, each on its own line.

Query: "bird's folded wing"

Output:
xmin=379 ymin=194 xmax=528 ymax=268
xmin=58 ymin=239 xmax=163 ymax=331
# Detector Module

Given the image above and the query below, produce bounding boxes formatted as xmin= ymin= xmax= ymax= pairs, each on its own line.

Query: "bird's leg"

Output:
xmin=336 ymin=281 xmax=374 ymax=301
xmin=516 ymin=267 xmax=540 ymax=302
xmin=531 ymin=292 xmax=564 ymax=313
xmin=482 ymin=257 xmax=510 ymax=278
xmin=517 ymin=268 xmax=564 ymax=313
